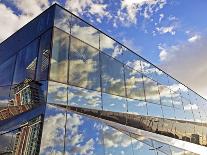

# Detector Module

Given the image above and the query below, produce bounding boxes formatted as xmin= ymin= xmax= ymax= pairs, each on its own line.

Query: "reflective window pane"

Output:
xmin=144 ymin=76 xmax=160 ymax=104
xmin=147 ymin=103 xmax=163 ymax=118
xmin=101 ymin=53 xmax=125 ymax=97
xmin=47 ymin=81 xmax=68 ymax=105
xmin=0 ymin=86 xmax=11 ymax=107
xmin=159 ymin=84 xmax=173 ymax=107
xmin=125 ymin=66 xmax=145 ymax=101
xmin=36 ymin=29 xmax=52 ymax=81
xmin=65 ymin=111 xmax=104 ymax=155
xmin=50 ymin=28 xmax=69 ymax=83
xmin=13 ymin=39 xmax=39 ymax=84
xmin=68 ymin=85 xmax=102 ymax=110
xmin=54 ymin=5 xmax=71 ymax=34
xmin=127 ymin=99 xmax=148 ymax=116
xmin=162 ymin=106 xmax=175 ymax=119
xmin=0 ymin=56 xmax=16 ymax=86
xmin=69 ymin=36 xmax=100 ymax=91
xmin=102 ymin=93 xmax=127 ymax=113
xmin=40 ymin=104 xmax=66 ymax=154
xmin=71 ymin=15 xmax=99 ymax=49
xmin=182 ymin=98 xmax=195 ymax=121
xmin=131 ymin=139 xmax=156 ymax=155
xmin=103 ymin=126 xmax=133 ymax=155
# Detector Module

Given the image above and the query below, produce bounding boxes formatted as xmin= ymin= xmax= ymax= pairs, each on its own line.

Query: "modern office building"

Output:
xmin=0 ymin=4 xmax=207 ymax=155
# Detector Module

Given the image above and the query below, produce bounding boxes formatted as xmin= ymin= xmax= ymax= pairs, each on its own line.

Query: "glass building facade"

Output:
xmin=0 ymin=4 xmax=207 ymax=155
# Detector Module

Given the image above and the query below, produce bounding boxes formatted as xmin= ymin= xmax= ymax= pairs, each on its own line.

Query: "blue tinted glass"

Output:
xmin=0 ymin=56 xmax=16 ymax=86
xmin=36 ymin=29 xmax=52 ymax=81
xmin=13 ymin=39 xmax=39 ymax=84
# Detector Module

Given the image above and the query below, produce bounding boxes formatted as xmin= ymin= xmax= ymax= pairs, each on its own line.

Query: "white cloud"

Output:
xmin=0 ymin=0 xmax=51 ymax=42
xmin=159 ymin=13 xmax=164 ymax=23
xmin=65 ymin=0 xmax=110 ymax=23
xmin=159 ymin=36 xmax=207 ymax=99
xmin=120 ymin=0 xmax=166 ymax=24
xmin=184 ymin=103 xmax=198 ymax=111
xmin=156 ymin=26 xmax=176 ymax=35
xmin=188 ymin=34 xmax=201 ymax=43
xmin=158 ymin=45 xmax=168 ymax=61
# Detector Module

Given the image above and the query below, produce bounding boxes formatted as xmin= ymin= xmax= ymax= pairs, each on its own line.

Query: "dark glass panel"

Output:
xmin=68 ymin=85 xmax=102 ymax=110
xmin=71 ymin=15 xmax=99 ymax=49
xmin=0 ymin=115 xmax=43 ymax=155
xmin=144 ymin=76 xmax=160 ymax=104
xmin=13 ymin=39 xmax=39 ymax=84
xmin=125 ymin=66 xmax=145 ymax=101
xmin=0 ymin=5 xmax=55 ymax=64
xmin=47 ymin=81 xmax=67 ymax=105
xmin=36 ymin=29 xmax=52 ymax=81
xmin=0 ymin=86 xmax=11 ymax=108
xmin=65 ymin=111 xmax=104 ymax=155
xmin=0 ymin=56 xmax=16 ymax=86
xmin=50 ymin=28 xmax=69 ymax=83
xmin=102 ymin=93 xmax=127 ymax=113
xmin=103 ymin=126 xmax=133 ymax=155
xmin=101 ymin=53 xmax=125 ymax=97
xmin=39 ymin=104 xmax=66 ymax=155
xmin=69 ymin=36 xmax=100 ymax=91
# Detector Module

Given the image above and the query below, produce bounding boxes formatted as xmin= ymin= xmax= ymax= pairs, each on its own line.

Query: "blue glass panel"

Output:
xmin=103 ymin=126 xmax=133 ymax=155
xmin=65 ymin=111 xmax=104 ymax=155
xmin=101 ymin=53 xmax=125 ymax=97
xmin=13 ymin=39 xmax=39 ymax=84
xmin=102 ymin=93 xmax=127 ymax=113
xmin=0 ymin=56 xmax=16 ymax=86
xmin=47 ymin=81 xmax=68 ymax=105
xmin=39 ymin=104 xmax=66 ymax=154
xmin=68 ymin=85 xmax=102 ymax=110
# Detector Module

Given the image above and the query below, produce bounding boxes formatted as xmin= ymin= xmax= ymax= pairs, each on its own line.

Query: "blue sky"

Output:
xmin=0 ymin=0 xmax=207 ymax=98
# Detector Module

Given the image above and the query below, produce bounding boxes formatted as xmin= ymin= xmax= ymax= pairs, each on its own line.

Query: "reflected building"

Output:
xmin=0 ymin=3 xmax=207 ymax=155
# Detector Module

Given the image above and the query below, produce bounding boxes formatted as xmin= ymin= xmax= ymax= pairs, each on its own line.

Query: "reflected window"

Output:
xmin=103 ymin=126 xmax=133 ymax=155
xmin=13 ymin=39 xmax=39 ymax=84
xmin=101 ymin=53 xmax=125 ymax=97
xmin=69 ymin=36 xmax=100 ymax=91
xmin=141 ymin=60 xmax=158 ymax=81
xmin=0 ymin=56 xmax=16 ymax=86
xmin=102 ymin=93 xmax=127 ymax=113
xmin=50 ymin=28 xmax=69 ymax=83
xmin=71 ymin=15 xmax=99 ymax=49
xmin=68 ymin=85 xmax=102 ymax=110
xmin=47 ymin=81 xmax=68 ymax=105
xmin=125 ymin=66 xmax=145 ymax=101
xmin=36 ymin=29 xmax=52 ymax=81
xmin=144 ymin=76 xmax=160 ymax=104
xmin=127 ymin=99 xmax=148 ymax=116
xmin=65 ymin=111 xmax=104 ymax=155
xmin=147 ymin=103 xmax=163 ymax=118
